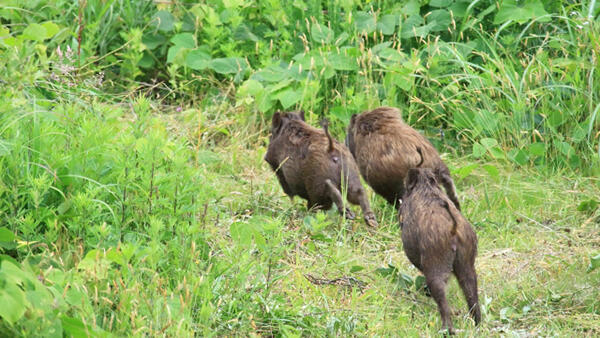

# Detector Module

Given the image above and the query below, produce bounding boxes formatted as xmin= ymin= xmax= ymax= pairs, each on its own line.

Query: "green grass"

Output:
xmin=1 ymin=92 xmax=598 ymax=336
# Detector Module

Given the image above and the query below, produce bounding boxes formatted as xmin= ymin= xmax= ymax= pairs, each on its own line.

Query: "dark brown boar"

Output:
xmin=345 ymin=106 xmax=461 ymax=210
xmin=399 ymin=167 xmax=480 ymax=334
xmin=264 ymin=111 xmax=378 ymax=227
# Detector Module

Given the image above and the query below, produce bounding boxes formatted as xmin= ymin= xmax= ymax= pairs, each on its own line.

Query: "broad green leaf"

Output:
xmin=546 ymin=110 xmax=566 ymax=128
xmin=587 ymin=253 xmax=600 ymax=273
xmin=372 ymin=41 xmax=392 ymax=53
xmin=252 ymin=65 xmax=290 ymax=82
xmin=138 ymin=52 xmax=155 ymax=69
xmin=237 ymin=79 xmax=263 ymax=99
xmin=412 ymin=22 xmax=435 ymax=38
xmin=334 ymin=32 xmax=350 ymax=46
xmin=209 ymin=57 xmax=247 ymax=74
xmin=166 ymin=45 xmax=186 ymax=64
xmin=401 ymin=16 xmax=432 ymax=39
xmin=555 ymin=141 xmax=574 ymax=157
xmin=329 ymin=53 xmax=358 ymax=71
xmin=223 ymin=0 xmax=244 ymax=8
xmin=268 ymin=78 xmax=294 ymax=93
xmin=22 ymin=23 xmax=46 ymax=41
xmin=455 ymin=163 xmax=479 ymax=179
xmin=2 ymin=36 xmax=20 ymax=47
xmin=401 ymin=0 xmax=420 ymax=16
xmin=577 ymin=199 xmax=599 ymax=213
xmin=170 ymin=33 xmax=195 ymax=49
xmin=449 ymin=0 xmax=471 ymax=18
xmin=430 ymin=0 xmax=453 ymax=7
xmin=321 ymin=63 xmax=335 ymax=79
xmin=230 ymin=221 xmax=252 ymax=246
xmin=0 ymin=227 xmax=16 ymax=250
xmin=569 ymin=154 xmax=582 ymax=168
xmin=185 ymin=49 xmax=211 ymax=70
xmin=508 ymin=148 xmax=528 ymax=165
xmin=350 ymin=265 xmax=364 ymax=273
xmin=61 ymin=315 xmax=103 ymax=338
xmin=482 ymin=164 xmax=499 ymax=178
xmin=375 ymin=264 xmax=398 ymax=277
xmin=41 ymin=21 xmax=59 ymax=39
xmin=414 ymin=275 xmax=426 ymax=290
xmin=472 ymin=143 xmax=485 ymax=158
xmin=142 ymin=33 xmax=166 ymax=50
xmin=474 ymin=109 xmax=500 ymax=134
xmin=0 ymin=227 xmax=15 ymax=242
xmin=494 ymin=0 xmax=550 ymax=24
xmin=377 ymin=14 xmax=398 ymax=35
xmin=77 ymin=250 xmax=110 ymax=279
xmin=0 ymin=282 xmax=26 ymax=325
xmin=383 ymin=66 xmax=413 ymax=92
xmin=480 ymin=137 xmax=498 ymax=149
xmin=25 ymin=289 xmax=53 ymax=311
xmin=276 ymin=88 xmax=302 ymax=109
xmin=428 ymin=9 xmax=452 ymax=32
xmin=57 ymin=199 xmax=72 ymax=215
xmin=233 ymin=23 xmax=258 ymax=42
xmin=0 ymin=261 xmax=27 ymax=324
xmin=330 ymin=105 xmax=352 ymax=124
xmin=397 ymin=272 xmax=414 ymax=288
xmin=153 ymin=10 xmax=175 ymax=32
xmin=106 ymin=249 xmax=125 ymax=266
xmin=311 ymin=23 xmax=333 ymax=44
xmin=528 ymin=142 xmax=546 ymax=157
xmin=253 ymin=231 xmax=267 ymax=252
xmin=489 ymin=146 xmax=506 ymax=159
xmin=377 ymin=48 xmax=407 ymax=62
xmin=355 ymin=11 xmax=376 ymax=34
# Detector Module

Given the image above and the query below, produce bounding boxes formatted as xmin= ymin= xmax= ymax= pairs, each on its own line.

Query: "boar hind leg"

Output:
xmin=324 ymin=179 xmax=355 ymax=220
xmin=454 ymin=261 xmax=481 ymax=325
xmin=425 ymin=271 xmax=454 ymax=335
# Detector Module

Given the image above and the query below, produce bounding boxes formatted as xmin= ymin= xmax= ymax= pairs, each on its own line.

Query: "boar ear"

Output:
xmin=272 ymin=111 xmax=282 ymax=127
xmin=350 ymin=113 xmax=357 ymax=125
xmin=428 ymin=175 xmax=437 ymax=186
xmin=405 ymin=169 xmax=419 ymax=192
xmin=299 ymin=110 xmax=305 ymax=121
xmin=271 ymin=111 xmax=283 ymax=134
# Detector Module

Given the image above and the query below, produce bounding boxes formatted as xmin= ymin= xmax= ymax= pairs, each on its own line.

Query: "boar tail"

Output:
xmin=443 ymin=200 xmax=458 ymax=236
xmin=416 ymin=147 xmax=424 ymax=167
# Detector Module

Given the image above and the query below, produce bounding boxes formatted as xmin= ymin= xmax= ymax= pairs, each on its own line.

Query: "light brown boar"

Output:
xmin=345 ymin=106 xmax=461 ymax=209
xmin=264 ymin=111 xmax=378 ymax=227
xmin=399 ymin=167 xmax=480 ymax=334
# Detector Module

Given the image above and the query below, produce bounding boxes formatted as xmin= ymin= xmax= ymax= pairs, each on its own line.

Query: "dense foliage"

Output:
xmin=0 ymin=0 xmax=599 ymax=336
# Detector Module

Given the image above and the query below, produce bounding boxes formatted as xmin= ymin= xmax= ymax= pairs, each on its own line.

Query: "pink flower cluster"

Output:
xmin=50 ymin=45 xmax=104 ymax=89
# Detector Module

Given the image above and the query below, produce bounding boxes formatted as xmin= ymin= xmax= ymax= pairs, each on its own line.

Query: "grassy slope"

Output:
xmin=176 ymin=107 xmax=600 ymax=336
xmin=156 ymin=103 xmax=600 ymax=336
xmin=0 ymin=93 xmax=598 ymax=336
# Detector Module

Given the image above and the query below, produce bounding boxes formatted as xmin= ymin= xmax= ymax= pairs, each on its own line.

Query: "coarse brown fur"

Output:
xmin=264 ymin=111 xmax=378 ymax=227
xmin=399 ymin=168 xmax=480 ymax=334
xmin=345 ymin=107 xmax=461 ymax=209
